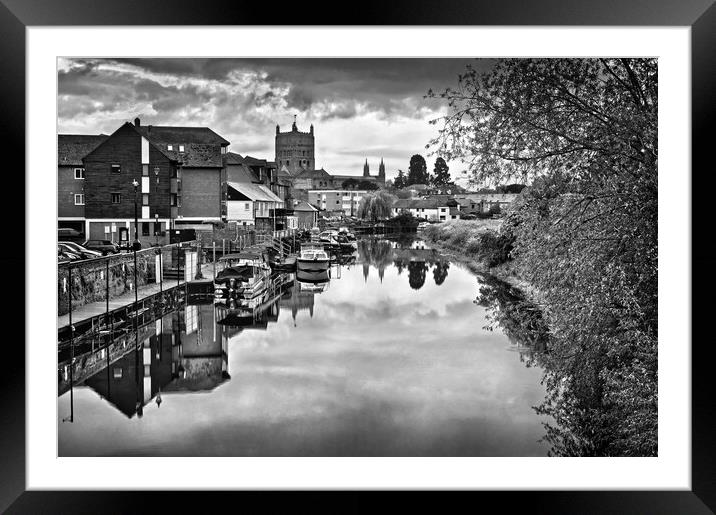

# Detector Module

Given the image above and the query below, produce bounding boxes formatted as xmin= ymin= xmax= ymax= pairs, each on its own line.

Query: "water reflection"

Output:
xmin=58 ymin=235 xmax=551 ymax=457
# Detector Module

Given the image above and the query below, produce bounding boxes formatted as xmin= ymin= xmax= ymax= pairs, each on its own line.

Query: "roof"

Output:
xmin=457 ymin=193 xmax=519 ymax=202
xmin=224 ymin=152 xmax=245 ymax=165
xmin=227 ymin=181 xmax=283 ymax=203
xmin=449 ymin=207 xmax=461 ymax=215
xmin=393 ymin=198 xmax=447 ymax=209
xmin=291 ymin=200 xmax=318 ymax=212
xmin=242 ymin=155 xmax=269 ymax=166
xmin=295 ymin=168 xmax=332 ymax=179
xmin=136 ymin=125 xmax=229 ymax=168
xmin=221 ymin=252 xmax=264 ymax=261
xmin=58 ymin=134 xmax=108 ymax=166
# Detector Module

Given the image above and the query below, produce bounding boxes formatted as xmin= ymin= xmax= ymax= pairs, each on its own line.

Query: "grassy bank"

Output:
xmin=421 ymin=219 xmax=537 ymax=298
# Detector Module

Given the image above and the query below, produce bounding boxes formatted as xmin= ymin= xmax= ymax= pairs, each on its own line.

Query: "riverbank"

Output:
xmin=420 ymin=219 xmax=542 ymax=305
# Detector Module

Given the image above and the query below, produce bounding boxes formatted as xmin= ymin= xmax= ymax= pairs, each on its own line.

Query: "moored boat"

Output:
xmin=214 ymin=251 xmax=272 ymax=299
xmin=297 ymin=244 xmax=330 ymax=272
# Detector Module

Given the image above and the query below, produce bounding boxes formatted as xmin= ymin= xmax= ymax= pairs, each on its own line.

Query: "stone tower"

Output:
xmin=363 ymin=159 xmax=370 ymax=177
xmin=275 ymin=115 xmax=315 ymax=175
xmin=378 ymin=158 xmax=385 ymax=183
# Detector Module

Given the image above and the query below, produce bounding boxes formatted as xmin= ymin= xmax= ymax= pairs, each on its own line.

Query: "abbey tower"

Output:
xmin=275 ymin=116 xmax=315 ymax=175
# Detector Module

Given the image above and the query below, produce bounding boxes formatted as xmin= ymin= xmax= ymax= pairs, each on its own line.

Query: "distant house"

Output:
xmin=307 ymin=189 xmax=369 ymax=217
xmin=391 ymin=198 xmax=459 ymax=221
xmin=58 ymin=134 xmax=108 ymax=238
xmin=226 ymin=181 xmax=285 ymax=231
xmin=455 ymin=193 xmax=519 ymax=214
xmin=288 ymin=199 xmax=319 ymax=229
xmin=225 ymin=152 xmax=289 ymax=202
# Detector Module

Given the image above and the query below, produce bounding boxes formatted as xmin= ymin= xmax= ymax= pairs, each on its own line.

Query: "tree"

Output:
xmin=357 ymin=179 xmax=379 ymax=191
xmin=431 ymin=157 xmax=451 ymax=189
xmin=395 ymin=189 xmax=412 ymax=200
xmin=356 ymin=191 xmax=396 ymax=221
xmin=429 ymin=58 xmax=658 ymax=456
xmin=342 ymin=178 xmax=360 ymax=190
xmin=394 ymin=169 xmax=407 ymax=189
xmin=407 ymin=154 xmax=428 ymax=185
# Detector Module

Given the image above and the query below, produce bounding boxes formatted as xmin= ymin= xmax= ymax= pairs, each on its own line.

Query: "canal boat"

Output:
xmin=269 ymin=255 xmax=297 ymax=272
xmin=297 ymin=244 xmax=330 ymax=272
xmin=214 ymin=252 xmax=272 ymax=299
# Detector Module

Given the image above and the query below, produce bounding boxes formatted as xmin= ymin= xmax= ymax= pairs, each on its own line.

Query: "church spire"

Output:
xmin=378 ymin=157 xmax=385 ymax=179
xmin=363 ymin=158 xmax=370 ymax=177
xmin=292 ymin=114 xmax=298 ymax=131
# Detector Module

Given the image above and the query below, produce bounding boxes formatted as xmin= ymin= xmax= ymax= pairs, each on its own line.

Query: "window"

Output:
xmin=170 ymin=194 xmax=177 ymax=207
xmin=142 ymin=164 xmax=149 ymax=176
xmin=74 ymin=167 xmax=85 ymax=179
xmin=142 ymin=193 xmax=149 ymax=206
xmin=142 ymin=222 xmax=150 ymax=236
xmin=244 ymin=202 xmax=250 ymax=210
xmin=111 ymin=192 xmax=121 ymax=204
xmin=74 ymin=193 xmax=84 ymax=205
xmin=179 ymin=145 xmax=185 ymax=152
xmin=110 ymin=164 xmax=121 ymax=174
xmin=113 ymin=368 xmax=123 ymax=379
xmin=167 ymin=145 xmax=173 ymax=151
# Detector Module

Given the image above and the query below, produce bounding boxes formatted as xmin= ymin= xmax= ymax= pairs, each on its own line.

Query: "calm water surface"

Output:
xmin=58 ymin=236 xmax=549 ymax=456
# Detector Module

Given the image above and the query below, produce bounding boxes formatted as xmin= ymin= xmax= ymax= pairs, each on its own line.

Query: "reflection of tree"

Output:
xmin=475 ymin=273 xmax=625 ymax=457
xmin=432 ymin=262 xmax=449 ymax=286
xmin=394 ymin=258 xmax=405 ymax=275
xmin=407 ymin=261 xmax=428 ymax=290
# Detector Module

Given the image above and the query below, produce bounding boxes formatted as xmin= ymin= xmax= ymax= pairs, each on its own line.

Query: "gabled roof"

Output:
xmin=136 ymin=125 xmax=229 ymax=168
xmin=58 ymin=134 xmax=108 ymax=166
xmin=224 ymin=152 xmax=244 ymax=165
xmin=290 ymin=200 xmax=318 ymax=212
xmin=294 ymin=168 xmax=324 ymax=179
xmin=227 ymin=181 xmax=283 ymax=203
xmin=242 ymin=155 xmax=268 ymax=166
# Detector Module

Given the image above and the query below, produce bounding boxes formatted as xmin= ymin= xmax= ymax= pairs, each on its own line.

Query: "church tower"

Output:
xmin=275 ymin=115 xmax=315 ymax=175
xmin=378 ymin=158 xmax=385 ymax=184
xmin=363 ymin=159 xmax=370 ymax=177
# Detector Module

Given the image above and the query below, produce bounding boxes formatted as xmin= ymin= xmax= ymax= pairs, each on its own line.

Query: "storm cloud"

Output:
xmin=58 ymin=58 xmax=487 ymax=178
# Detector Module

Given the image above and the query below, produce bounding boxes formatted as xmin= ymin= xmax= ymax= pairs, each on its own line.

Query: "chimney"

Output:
xmin=134 ymin=117 xmax=140 ymax=127
xmin=147 ymin=125 xmax=152 ymax=134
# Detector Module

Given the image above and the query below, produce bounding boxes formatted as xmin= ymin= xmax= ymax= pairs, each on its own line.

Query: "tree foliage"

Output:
xmin=407 ymin=154 xmax=429 ymax=185
xmin=356 ymin=190 xmax=397 ymax=221
xmin=429 ymin=58 xmax=658 ymax=456
xmin=394 ymin=169 xmax=407 ymax=189
xmin=358 ymin=179 xmax=380 ymax=191
xmin=431 ymin=157 xmax=451 ymax=187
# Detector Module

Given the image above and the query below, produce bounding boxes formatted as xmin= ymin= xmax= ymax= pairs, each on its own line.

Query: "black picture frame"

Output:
xmin=5 ymin=0 xmax=713 ymax=512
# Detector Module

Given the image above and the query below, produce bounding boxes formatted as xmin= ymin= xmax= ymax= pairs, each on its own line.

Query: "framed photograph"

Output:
xmin=6 ymin=0 xmax=714 ymax=512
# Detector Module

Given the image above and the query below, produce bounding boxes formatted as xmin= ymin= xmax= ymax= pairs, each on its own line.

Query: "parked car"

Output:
xmin=58 ymin=245 xmax=82 ymax=263
xmin=58 ymin=227 xmax=84 ymax=243
xmin=417 ymin=221 xmax=430 ymax=230
xmin=58 ymin=241 xmax=102 ymax=260
xmin=82 ymin=239 xmax=120 ymax=255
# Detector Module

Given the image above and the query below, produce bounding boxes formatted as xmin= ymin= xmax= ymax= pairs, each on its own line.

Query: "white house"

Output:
xmin=226 ymin=181 xmax=284 ymax=228
xmin=391 ymin=198 xmax=460 ymax=221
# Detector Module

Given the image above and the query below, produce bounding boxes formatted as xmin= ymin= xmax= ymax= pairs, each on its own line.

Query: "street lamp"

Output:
xmin=132 ymin=178 xmax=140 ymax=251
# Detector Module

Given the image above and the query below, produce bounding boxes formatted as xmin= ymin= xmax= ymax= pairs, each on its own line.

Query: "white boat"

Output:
xmin=214 ymin=251 xmax=272 ymax=299
xmin=297 ymin=244 xmax=330 ymax=272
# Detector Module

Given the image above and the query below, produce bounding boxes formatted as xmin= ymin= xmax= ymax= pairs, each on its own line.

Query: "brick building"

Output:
xmin=79 ymin=118 xmax=229 ymax=245
xmin=57 ymin=134 xmax=108 ymax=237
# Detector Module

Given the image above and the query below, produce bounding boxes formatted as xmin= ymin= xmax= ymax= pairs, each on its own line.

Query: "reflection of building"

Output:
xmin=83 ymin=316 xmax=177 ymax=418
xmin=279 ymin=281 xmax=315 ymax=324
xmin=74 ymin=304 xmax=231 ymax=419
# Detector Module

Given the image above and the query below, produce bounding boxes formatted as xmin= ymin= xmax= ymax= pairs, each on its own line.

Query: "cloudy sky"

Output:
xmin=57 ymin=58 xmax=491 ymax=182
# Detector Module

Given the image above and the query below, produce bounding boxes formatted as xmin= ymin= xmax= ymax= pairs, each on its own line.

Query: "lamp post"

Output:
xmin=131 ymin=178 xmax=140 ymax=381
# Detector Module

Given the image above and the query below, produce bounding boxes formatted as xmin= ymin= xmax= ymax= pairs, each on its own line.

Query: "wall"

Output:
xmin=84 ymin=123 xmax=174 ymax=220
xmin=227 ymin=200 xmax=254 ymax=223
xmin=58 ymin=165 xmax=85 ymax=218
xmin=179 ymin=167 xmax=221 ymax=219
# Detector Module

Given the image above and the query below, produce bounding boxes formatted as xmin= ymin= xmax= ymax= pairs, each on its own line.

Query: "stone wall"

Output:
xmin=58 ymin=251 xmax=158 ymax=317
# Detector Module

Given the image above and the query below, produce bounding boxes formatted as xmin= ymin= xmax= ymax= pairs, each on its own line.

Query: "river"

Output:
xmin=57 ymin=235 xmax=550 ymax=456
